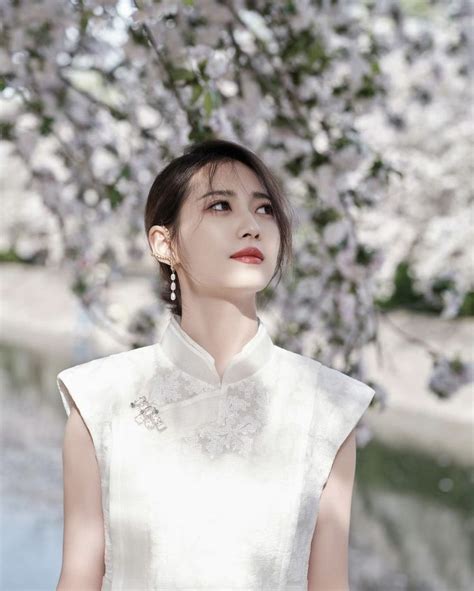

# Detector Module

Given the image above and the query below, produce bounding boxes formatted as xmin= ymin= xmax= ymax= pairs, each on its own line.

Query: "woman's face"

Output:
xmin=172 ymin=160 xmax=280 ymax=300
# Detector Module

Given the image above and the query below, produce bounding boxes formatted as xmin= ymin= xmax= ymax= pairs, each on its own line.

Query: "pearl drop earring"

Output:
xmin=150 ymin=252 xmax=177 ymax=302
xmin=170 ymin=263 xmax=176 ymax=301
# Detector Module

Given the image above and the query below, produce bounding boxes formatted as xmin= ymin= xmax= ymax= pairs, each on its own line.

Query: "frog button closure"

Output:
xmin=130 ymin=395 xmax=167 ymax=432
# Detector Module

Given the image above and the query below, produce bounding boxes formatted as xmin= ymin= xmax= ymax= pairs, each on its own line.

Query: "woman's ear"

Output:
xmin=148 ymin=225 xmax=177 ymax=264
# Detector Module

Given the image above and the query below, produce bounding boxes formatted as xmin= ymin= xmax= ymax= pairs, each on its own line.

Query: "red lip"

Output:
xmin=230 ymin=247 xmax=264 ymax=260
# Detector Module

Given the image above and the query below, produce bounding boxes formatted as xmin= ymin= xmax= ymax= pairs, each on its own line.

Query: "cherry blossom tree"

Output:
xmin=0 ymin=0 xmax=471 ymax=401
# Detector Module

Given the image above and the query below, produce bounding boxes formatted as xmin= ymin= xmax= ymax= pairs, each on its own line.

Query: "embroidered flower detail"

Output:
xmin=182 ymin=380 xmax=268 ymax=459
xmin=130 ymin=395 xmax=167 ymax=431
xmin=158 ymin=368 xmax=215 ymax=404
xmin=153 ymin=360 xmax=216 ymax=405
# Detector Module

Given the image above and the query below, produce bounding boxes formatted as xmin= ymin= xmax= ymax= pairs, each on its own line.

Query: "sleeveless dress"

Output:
xmin=57 ymin=312 xmax=375 ymax=590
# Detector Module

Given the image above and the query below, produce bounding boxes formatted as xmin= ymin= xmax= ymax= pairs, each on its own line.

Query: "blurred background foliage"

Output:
xmin=1 ymin=0 xmax=472 ymax=399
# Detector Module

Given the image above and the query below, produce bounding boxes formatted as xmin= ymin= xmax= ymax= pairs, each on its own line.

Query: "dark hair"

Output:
xmin=144 ymin=138 xmax=295 ymax=317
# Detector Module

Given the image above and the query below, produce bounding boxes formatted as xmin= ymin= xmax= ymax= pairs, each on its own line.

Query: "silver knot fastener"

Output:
xmin=130 ymin=395 xmax=167 ymax=431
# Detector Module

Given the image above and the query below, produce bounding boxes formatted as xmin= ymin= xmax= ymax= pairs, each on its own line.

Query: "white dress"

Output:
xmin=57 ymin=312 xmax=375 ymax=591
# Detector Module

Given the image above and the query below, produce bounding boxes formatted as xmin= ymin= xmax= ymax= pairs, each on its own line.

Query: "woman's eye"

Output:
xmin=208 ymin=200 xmax=274 ymax=215
xmin=258 ymin=203 xmax=274 ymax=216
xmin=209 ymin=200 xmax=231 ymax=212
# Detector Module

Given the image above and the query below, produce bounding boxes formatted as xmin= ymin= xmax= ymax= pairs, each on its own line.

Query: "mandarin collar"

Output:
xmin=159 ymin=312 xmax=274 ymax=387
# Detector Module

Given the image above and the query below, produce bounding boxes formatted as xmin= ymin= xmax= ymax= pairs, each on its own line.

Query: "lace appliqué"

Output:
xmin=182 ymin=379 xmax=269 ymax=460
xmin=153 ymin=360 xmax=215 ymax=404
xmin=131 ymin=357 xmax=217 ymax=432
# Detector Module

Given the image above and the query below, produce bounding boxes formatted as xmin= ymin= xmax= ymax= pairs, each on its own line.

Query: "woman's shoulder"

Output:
xmin=275 ymin=347 xmax=376 ymax=453
xmin=58 ymin=342 xmax=157 ymax=377
xmin=56 ymin=343 xmax=158 ymax=419
xmin=274 ymin=344 xmax=375 ymax=404
xmin=273 ymin=343 xmax=321 ymax=375
xmin=312 ymin=359 xmax=376 ymax=439
xmin=316 ymin=361 xmax=375 ymax=406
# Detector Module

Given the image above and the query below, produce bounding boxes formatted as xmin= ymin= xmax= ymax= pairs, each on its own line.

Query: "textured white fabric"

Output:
xmin=57 ymin=311 xmax=375 ymax=590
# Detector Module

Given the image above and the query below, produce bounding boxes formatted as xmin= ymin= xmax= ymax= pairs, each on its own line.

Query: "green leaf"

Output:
xmin=79 ymin=10 xmax=92 ymax=34
xmin=188 ymin=118 xmax=213 ymax=142
xmin=203 ymin=90 xmax=214 ymax=115
xmin=191 ymin=83 xmax=203 ymax=104
xmin=284 ymin=155 xmax=305 ymax=177
xmin=120 ymin=164 xmax=131 ymax=180
xmin=312 ymin=207 xmax=340 ymax=227
xmin=39 ymin=116 xmax=54 ymax=136
xmin=170 ymin=67 xmax=195 ymax=82
xmin=109 ymin=107 xmax=127 ymax=121
xmin=0 ymin=122 xmax=15 ymax=141
xmin=459 ymin=292 xmax=474 ymax=316
xmin=104 ymin=184 xmax=124 ymax=208
xmin=355 ymin=73 xmax=378 ymax=98
xmin=0 ymin=248 xmax=23 ymax=263
xmin=72 ymin=276 xmax=88 ymax=296
xmin=307 ymin=40 xmax=326 ymax=64
xmin=370 ymin=60 xmax=381 ymax=75
xmin=129 ymin=26 xmax=149 ymax=47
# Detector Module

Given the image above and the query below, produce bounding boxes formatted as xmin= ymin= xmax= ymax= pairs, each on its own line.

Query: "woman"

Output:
xmin=56 ymin=139 xmax=375 ymax=590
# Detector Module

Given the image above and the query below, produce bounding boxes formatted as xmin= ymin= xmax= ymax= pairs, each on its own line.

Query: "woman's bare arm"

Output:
xmin=307 ymin=428 xmax=357 ymax=591
xmin=56 ymin=404 xmax=105 ymax=591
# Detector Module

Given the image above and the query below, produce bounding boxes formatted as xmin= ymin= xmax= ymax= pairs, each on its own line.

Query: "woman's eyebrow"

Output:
xmin=198 ymin=189 xmax=271 ymax=200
